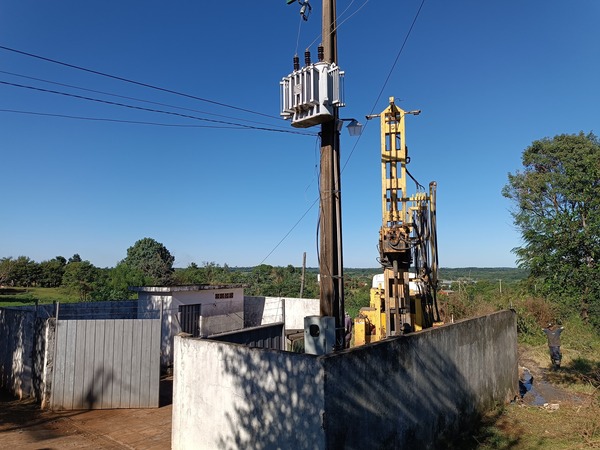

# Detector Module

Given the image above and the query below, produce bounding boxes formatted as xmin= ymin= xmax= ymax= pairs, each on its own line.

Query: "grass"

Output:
xmin=0 ymin=287 xmax=80 ymax=307
xmin=476 ymin=400 xmax=599 ymax=449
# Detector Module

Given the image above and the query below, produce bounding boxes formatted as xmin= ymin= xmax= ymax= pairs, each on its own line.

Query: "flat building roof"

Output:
xmin=129 ymin=284 xmax=245 ymax=293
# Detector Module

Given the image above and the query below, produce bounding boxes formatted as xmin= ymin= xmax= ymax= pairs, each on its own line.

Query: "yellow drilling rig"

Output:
xmin=354 ymin=97 xmax=441 ymax=345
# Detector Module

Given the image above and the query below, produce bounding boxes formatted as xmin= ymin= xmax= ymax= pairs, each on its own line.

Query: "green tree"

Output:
xmin=92 ymin=263 xmax=150 ymax=300
xmin=39 ymin=256 xmax=67 ymax=288
xmin=62 ymin=260 xmax=99 ymax=300
xmin=122 ymin=238 xmax=175 ymax=285
xmin=503 ymin=132 xmax=600 ymax=328
xmin=0 ymin=257 xmax=16 ymax=286
xmin=68 ymin=253 xmax=82 ymax=263
xmin=174 ymin=261 xmax=232 ymax=285
xmin=11 ymin=256 xmax=41 ymax=287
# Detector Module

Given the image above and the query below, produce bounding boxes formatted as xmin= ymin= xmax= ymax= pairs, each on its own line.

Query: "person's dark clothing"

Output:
xmin=344 ymin=313 xmax=353 ymax=348
xmin=543 ymin=327 xmax=563 ymax=347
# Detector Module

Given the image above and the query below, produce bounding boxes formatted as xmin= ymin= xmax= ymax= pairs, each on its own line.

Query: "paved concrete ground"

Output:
xmin=0 ymin=378 xmax=172 ymax=449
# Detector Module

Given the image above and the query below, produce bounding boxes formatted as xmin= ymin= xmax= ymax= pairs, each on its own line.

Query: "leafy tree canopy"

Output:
xmin=122 ymin=237 xmax=175 ymax=285
xmin=62 ymin=260 xmax=99 ymax=301
xmin=503 ymin=132 xmax=600 ymax=328
xmin=68 ymin=253 xmax=82 ymax=263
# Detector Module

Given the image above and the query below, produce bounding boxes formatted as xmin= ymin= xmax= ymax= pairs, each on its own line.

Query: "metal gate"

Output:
xmin=50 ymin=318 xmax=161 ymax=410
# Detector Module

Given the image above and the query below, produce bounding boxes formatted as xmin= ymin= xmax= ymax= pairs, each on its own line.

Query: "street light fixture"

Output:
xmin=337 ymin=118 xmax=363 ymax=136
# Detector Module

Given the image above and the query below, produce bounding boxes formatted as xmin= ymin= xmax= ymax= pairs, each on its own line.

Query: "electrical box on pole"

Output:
xmin=280 ymin=57 xmax=345 ymax=128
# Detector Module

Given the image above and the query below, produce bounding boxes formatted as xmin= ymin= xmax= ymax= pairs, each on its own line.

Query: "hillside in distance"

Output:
xmin=437 ymin=267 xmax=528 ymax=283
xmin=230 ymin=266 xmax=528 ymax=284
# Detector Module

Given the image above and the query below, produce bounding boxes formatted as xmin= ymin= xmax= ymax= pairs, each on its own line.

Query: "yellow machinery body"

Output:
xmin=355 ymin=97 xmax=440 ymax=346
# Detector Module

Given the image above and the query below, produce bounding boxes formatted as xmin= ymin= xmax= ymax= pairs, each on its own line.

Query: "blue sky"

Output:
xmin=1 ymin=1 xmax=598 ymax=269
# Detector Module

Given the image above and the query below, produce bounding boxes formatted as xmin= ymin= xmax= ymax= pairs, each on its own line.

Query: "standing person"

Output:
xmin=542 ymin=323 xmax=564 ymax=368
xmin=344 ymin=311 xmax=353 ymax=348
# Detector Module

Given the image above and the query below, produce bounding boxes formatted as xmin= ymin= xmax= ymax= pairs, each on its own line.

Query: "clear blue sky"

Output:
xmin=1 ymin=1 xmax=598 ymax=269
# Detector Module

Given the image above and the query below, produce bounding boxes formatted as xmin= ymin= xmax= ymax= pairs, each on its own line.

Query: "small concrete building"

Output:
xmin=133 ymin=284 xmax=246 ymax=366
xmin=132 ymin=285 xmax=320 ymax=367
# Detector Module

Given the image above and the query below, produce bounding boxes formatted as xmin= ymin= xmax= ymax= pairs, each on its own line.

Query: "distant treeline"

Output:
xmin=437 ymin=267 xmax=528 ymax=283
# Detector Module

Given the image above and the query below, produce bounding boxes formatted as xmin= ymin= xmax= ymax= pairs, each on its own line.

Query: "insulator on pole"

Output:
xmin=304 ymin=49 xmax=311 ymax=66
xmin=293 ymin=54 xmax=300 ymax=71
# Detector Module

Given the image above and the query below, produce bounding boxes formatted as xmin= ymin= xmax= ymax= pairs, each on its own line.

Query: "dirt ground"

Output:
xmin=0 ymin=378 xmax=173 ymax=449
xmin=518 ymin=347 xmax=591 ymax=408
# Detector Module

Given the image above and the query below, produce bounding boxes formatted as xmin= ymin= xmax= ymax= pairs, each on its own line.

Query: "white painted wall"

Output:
xmin=172 ymin=311 xmax=518 ymax=449
xmin=281 ymin=297 xmax=320 ymax=330
xmin=136 ymin=290 xmax=317 ymax=367
xmin=243 ymin=296 xmax=319 ymax=330
xmin=136 ymin=286 xmax=244 ymax=367
xmin=172 ymin=338 xmax=326 ymax=450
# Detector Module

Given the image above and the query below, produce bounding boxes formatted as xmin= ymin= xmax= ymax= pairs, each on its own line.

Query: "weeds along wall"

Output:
xmin=172 ymin=310 xmax=517 ymax=450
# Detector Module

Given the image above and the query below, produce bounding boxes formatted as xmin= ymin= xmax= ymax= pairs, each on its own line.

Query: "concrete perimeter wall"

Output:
xmin=0 ymin=308 xmax=36 ymax=398
xmin=172 ymin=337 xmax=325 ymax=450
xmin=323 ymin=310 xmax=518 ymax=448
xmin=172 ymin=310 xmax=517 ymax=450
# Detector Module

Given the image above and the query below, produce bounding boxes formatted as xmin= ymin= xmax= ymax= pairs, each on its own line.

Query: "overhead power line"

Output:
xmin=0 ymin=69 xmax=293 ymax=131
xmin=259 ymin=0 xmax=428 ymax=265
xmin=341 ymin=0 xmax=427 ymax=172
xmin=0 ymin=44 xmax=279 ymax=120
xmin=368 ymin=0 xmax=426 ymax=115
xmin=0 ymin=109 xmax=244 ymax=129
xmin=0 ymin=80 xmax=316 ymax=136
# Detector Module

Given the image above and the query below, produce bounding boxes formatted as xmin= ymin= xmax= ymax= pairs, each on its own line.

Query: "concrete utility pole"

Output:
xmin=319 ymin=0 xmax=345 ymax=350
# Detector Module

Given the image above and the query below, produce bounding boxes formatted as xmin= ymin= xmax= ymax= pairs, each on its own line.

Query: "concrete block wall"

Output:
xmin=51 ymin=300 xmax=139 ymax=319
xmin=172 ymin=310 xmax=517 ymax=450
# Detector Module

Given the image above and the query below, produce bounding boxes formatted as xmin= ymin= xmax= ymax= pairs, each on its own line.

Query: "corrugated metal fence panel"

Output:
xmin=51 ymin=319 xmax=160 ymax=410
xmin=209 ymin=322 xmax=284 ymax=350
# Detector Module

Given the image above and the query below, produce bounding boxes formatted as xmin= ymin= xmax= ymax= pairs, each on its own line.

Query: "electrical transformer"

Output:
xmin=280 ymin=61 xmax=345 ymax=128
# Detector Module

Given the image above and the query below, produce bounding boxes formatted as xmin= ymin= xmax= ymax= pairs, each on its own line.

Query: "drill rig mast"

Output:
xmin=355 ymin=97 xmax=440 ymax=344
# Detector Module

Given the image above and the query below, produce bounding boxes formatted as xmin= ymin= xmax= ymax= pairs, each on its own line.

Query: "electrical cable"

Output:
xmin=307 ymin=0 xmax=367 ymax=50
xmin=258 ymin=134 xmax=325 ymax=267
xmin=0 ymin=80 xmax=316 ymax=136
xmin=0 ymin=69 xmax=295 ymax=131
xmin=341 ymin=0 xmax=426 ymax=173
xmin=406 ymin=168 xmax=425 ymax=191
xmin=0 ymin=44 xmax=279 ymax=120
xmin=0 ymin=109 xmax=242 ymax=129
xmin=366 ymin=0 xmax=426 ymax=117
xmin=258 ymin=196 xmax=320 ymax=266
xmin=295 ymin=11 xmax=304 ymax=56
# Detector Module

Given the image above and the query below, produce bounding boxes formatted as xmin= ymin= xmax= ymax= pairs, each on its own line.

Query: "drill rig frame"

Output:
xmin=355 ymin=97 xmax=440 ymax=345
